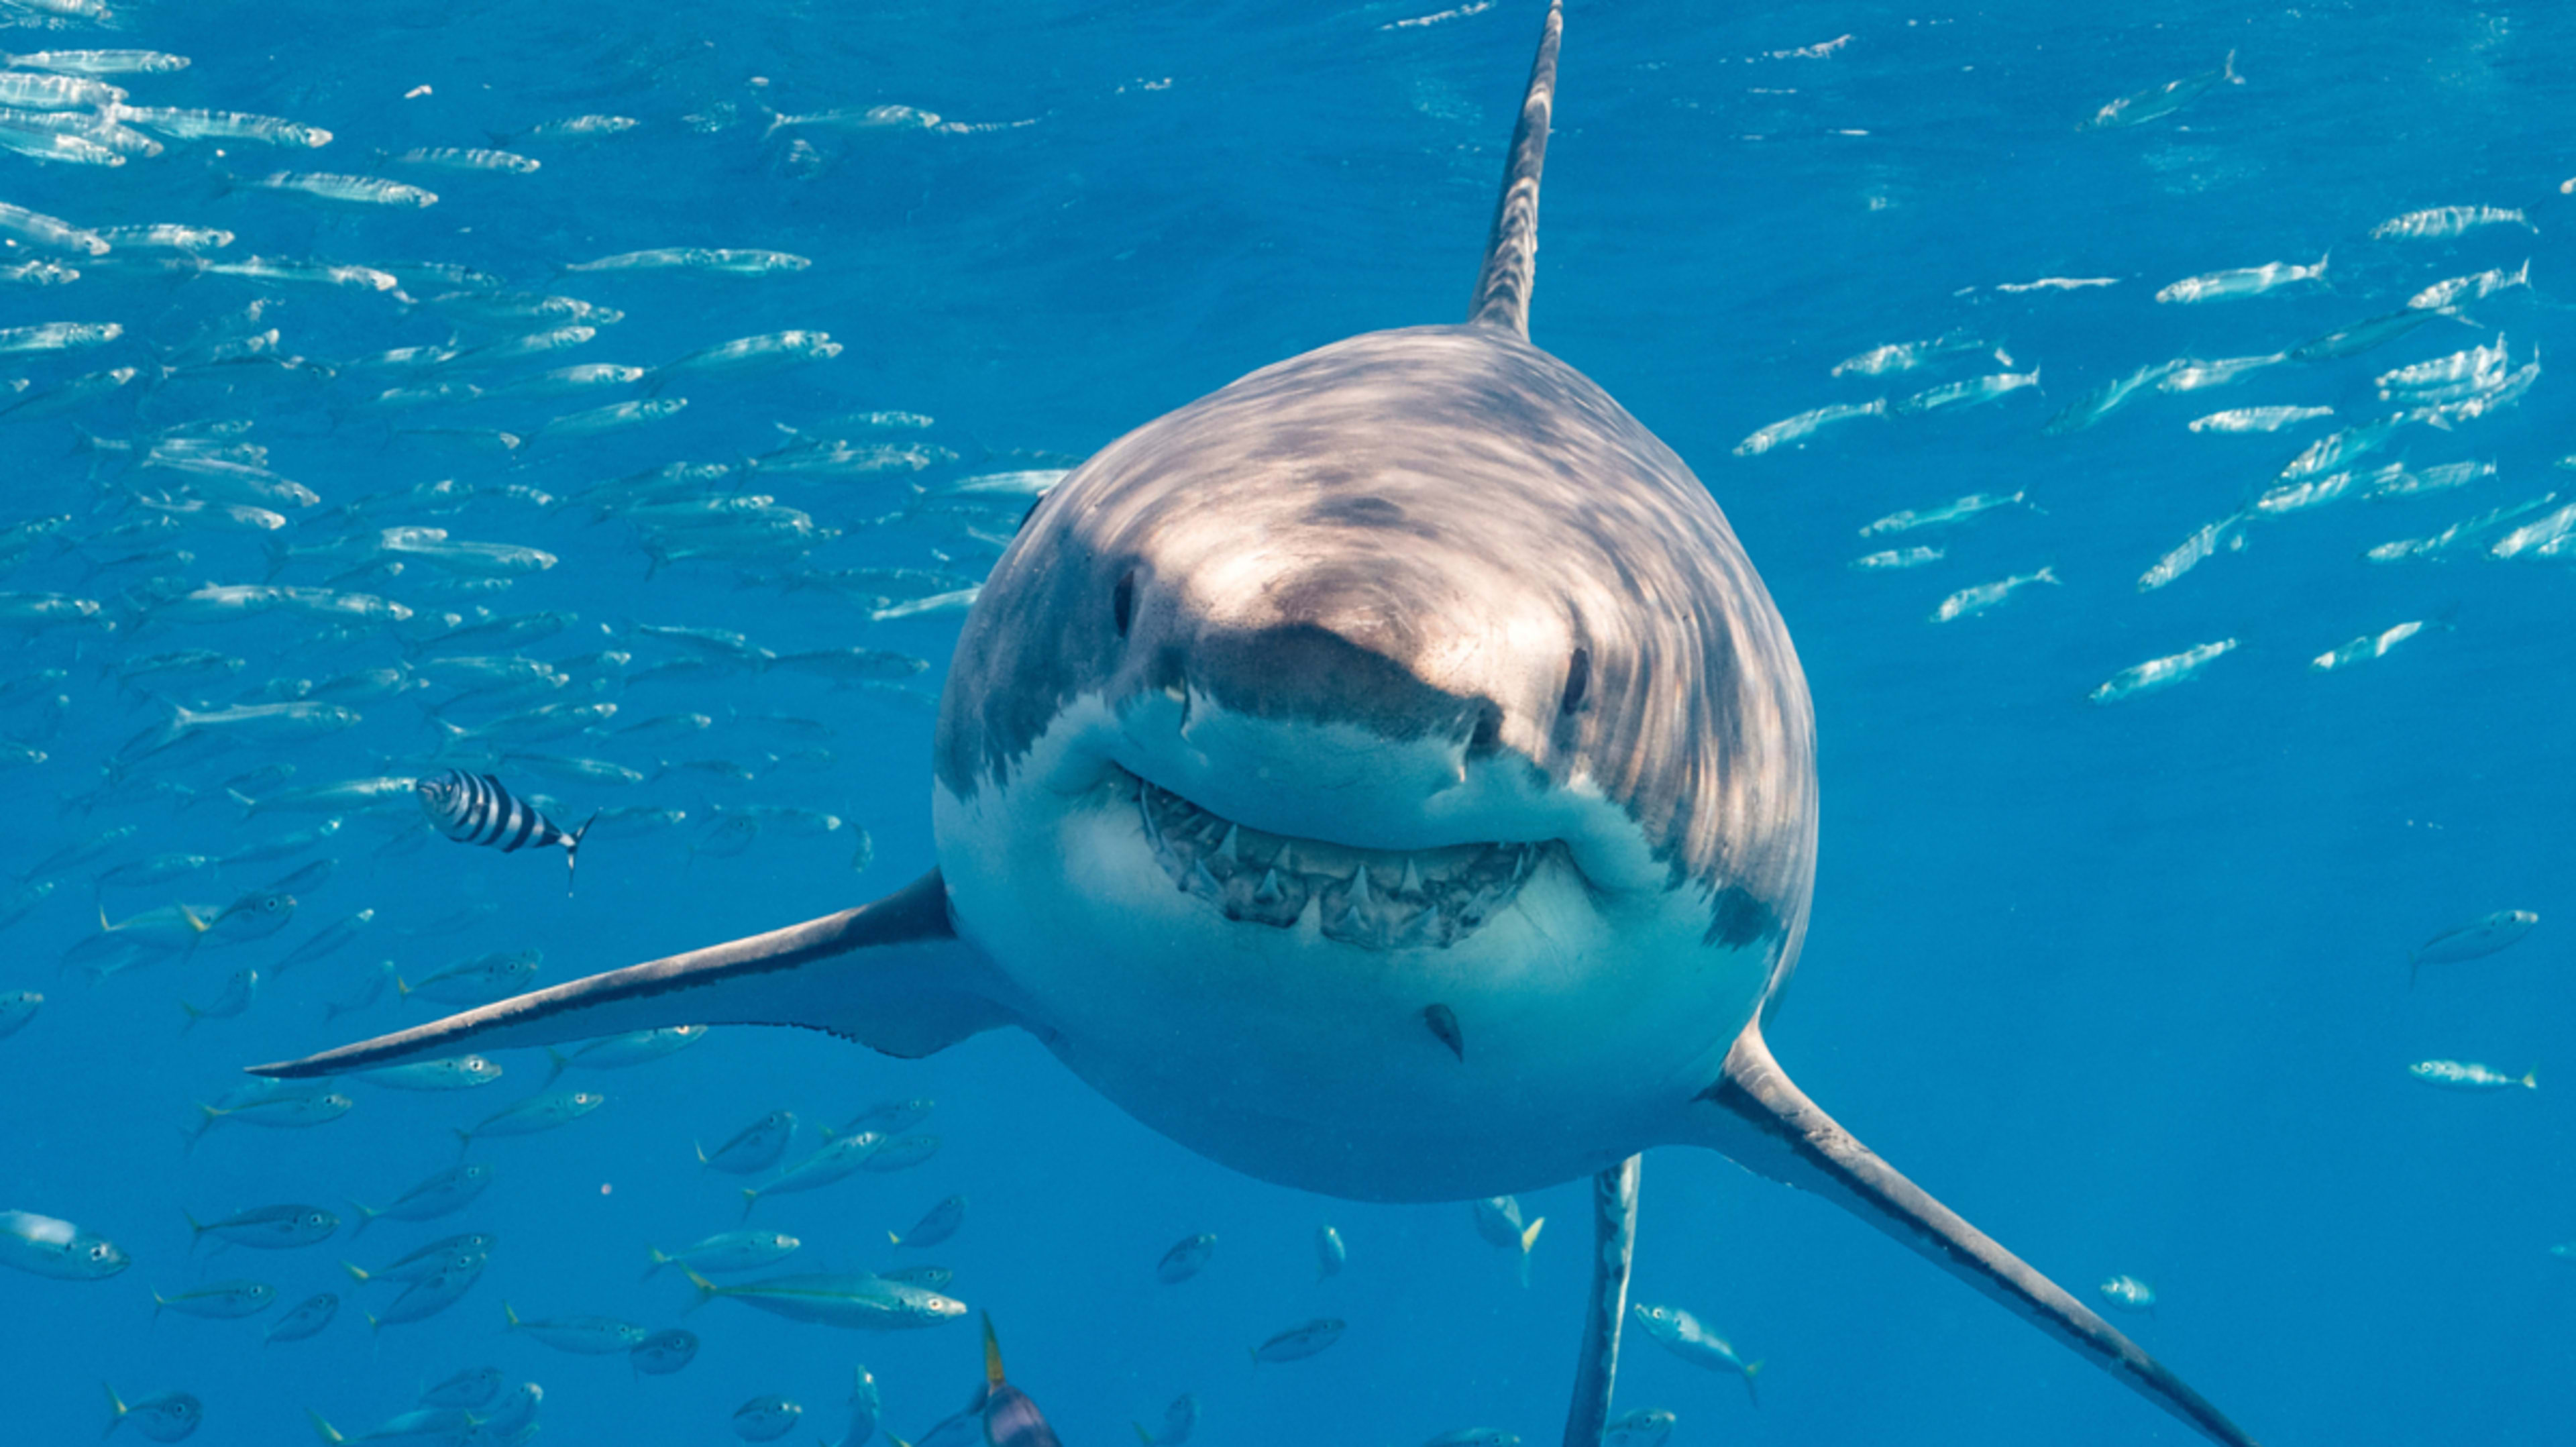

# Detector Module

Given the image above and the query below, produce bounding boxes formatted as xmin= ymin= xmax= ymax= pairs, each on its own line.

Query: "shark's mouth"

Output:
xmin=1128 ymin=768 xmax=1551 ymax=949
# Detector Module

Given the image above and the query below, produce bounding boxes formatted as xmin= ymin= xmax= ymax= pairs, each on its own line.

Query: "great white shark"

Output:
xmin=254 ymin=7 xmax=2260 ymax=1444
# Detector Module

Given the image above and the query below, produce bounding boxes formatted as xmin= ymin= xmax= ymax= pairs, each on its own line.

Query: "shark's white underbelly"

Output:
xmin=932 ymin=703 xmax=1776 ymax=1202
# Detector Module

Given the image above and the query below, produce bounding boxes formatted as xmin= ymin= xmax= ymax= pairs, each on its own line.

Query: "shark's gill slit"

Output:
xmin=1111 ymin=570 xmax=1136 ymax=637
xmin=1127 ymin=768 xmax=1550 ymax=948
xmin=1560 ymin=646 xmax=1591 ymax=714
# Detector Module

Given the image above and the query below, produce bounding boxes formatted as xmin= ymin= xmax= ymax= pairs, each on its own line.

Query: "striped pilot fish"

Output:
xmin=416 ymin=769 xmax=596 ymax=891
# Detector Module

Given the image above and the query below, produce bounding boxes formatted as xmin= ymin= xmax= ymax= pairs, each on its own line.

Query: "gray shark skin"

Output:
xmin=250 ymin=6 xmax=2258 ymax=1445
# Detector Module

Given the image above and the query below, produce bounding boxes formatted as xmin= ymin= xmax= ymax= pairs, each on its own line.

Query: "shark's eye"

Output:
xmin=1112 ymin=570 xmax=1136 ymax=637
xmin=1560 ymin=647 xmax=1591 ymax=714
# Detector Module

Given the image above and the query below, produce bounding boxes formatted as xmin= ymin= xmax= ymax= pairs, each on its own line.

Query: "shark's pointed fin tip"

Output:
xmin=1464 ymin=0 xmax=1563 ymax=339
xmin=1680 ymin=1021 xmax=2262 ymax=1447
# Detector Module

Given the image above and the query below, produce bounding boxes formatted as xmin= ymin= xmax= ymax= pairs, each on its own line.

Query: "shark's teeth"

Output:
xmin=1130 ymin=773 xmax=1545 ymax=950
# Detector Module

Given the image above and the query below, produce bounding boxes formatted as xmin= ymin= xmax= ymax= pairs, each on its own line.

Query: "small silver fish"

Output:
xmin=349 ymin=1163 xmax=494 ymax=1235
xmin=2410 ymin=910 xmax=2538 ymax=976
xmin=248 ymin=171 xmax=435 ymax=207
xmin=1250 ymin=1318 xmax=1345 ymax=1363
xmin=631 ymin=1327 xmax=699 ymax=1375
xmin=1828 ymin=333 xmax=1995 ymax=377
xmin=890 ymin=1195 xmax=966 ymax=1248
xmin=2155 ymin=256 xmax=2326 ymax=304
xmin=1931 ymin=567 xmax=2057 ymax=623
xmin=362 ymin=1055 xmax=506 ymax=1091
xmin=2137 ymin=515 xmax=2247 ymax=592
xmin=2098 ymin=1274 xmax=2157 ymax=1312
xmin=101 ymin=1385 xmax=202 ymax=1442
xmin=400 ymin=949 xmax=541 ymax=1007
xmin=680 ymin=1269 xmax=967 ymax=1329
xmin=2088 ymin=639 xmax=2239 ymax=704
xmin=1734 ymin=397 xmax=1886 ymax=455
xmin=0 ymin=1208 xmax=128 ymax=1278
xmin=1155 ymin=1233 xmax=1216 ymax=1284
xmin=2408 ymin=259 xmax=2530 ymax=312
xmin=1893 ymin=368 xmax=2040 ymax=415
xmin=153 ymin=1279 xmax=277 ymax=1318
xmin=2078 ymin=51 xmax=2240 ymax=130
xmin=452 ymin=1089 xmax=602 ymax=1152
xmin=1860 ymin=491 xmax=2029 ymax=537
xmin=733 ymin=1396 xmax=804 ymax=1442
xmin=2188 ymin=405 xmax=2334 ymax=433
xmin=1316 ymin=1224 xmax=1346 ymax=1280
xmin=503 ymin=1301 xmax=647 ymax=1354
xmin=699 ymin=1110 xmax=797 ymax=1175
xmin=1602 ymin=1409 xmax=1676 ymax=1447
xmin=643 ymin=1229 xmax=801 ymax=1280
xmin=2370 ymin=205 xmax=2532 ymax=241
xmin=264 ymin=1291 xmax=339 ymax=1344
xmin=390 ymin=146 xmax=539 ymax=173
xmin=2408 ymin=1059 xmax=2535 ymax=1091
xmin=2310 ymin=621 xmax=2430 ymax=674
xmin=564 ymin=246 xmax=808 ymax=275
xmin=1630 ymin=1303 xmax=1762 ymax=1403
xmin=2157 ymin=353 xmax=2288 ymax=393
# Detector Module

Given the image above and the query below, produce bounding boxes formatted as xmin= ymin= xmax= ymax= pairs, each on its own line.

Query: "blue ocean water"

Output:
xmin=1 ymin=1 xmax=2570 ymax=1444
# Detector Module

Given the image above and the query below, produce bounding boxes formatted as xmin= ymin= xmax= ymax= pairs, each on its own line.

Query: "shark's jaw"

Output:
xmin=1132 ymin=767 xmax=1554 ymax=950
xmin=932 ymin=688 xmax=1780 ymax=1202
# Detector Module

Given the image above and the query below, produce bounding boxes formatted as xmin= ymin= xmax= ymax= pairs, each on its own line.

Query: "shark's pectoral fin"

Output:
xmin=248 ymin=869 xmax=1019 ymax=1079
xmin=1683 ymin=1023 xmax=2259 ymax=1447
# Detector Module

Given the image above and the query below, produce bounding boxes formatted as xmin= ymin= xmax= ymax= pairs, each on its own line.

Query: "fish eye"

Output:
xmin=1112 ymin=570 xmax=1136 ymax=637
xmin=1560 ymin=647 xmax=1591 ymax=715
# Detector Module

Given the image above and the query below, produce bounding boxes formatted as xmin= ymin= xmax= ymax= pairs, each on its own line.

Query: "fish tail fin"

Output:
xmin=2524 ymin=1068 xmax=2539 ymax=1089
xmin=887 ymin=1228 xmax=904 ymax=1246
xmin=182 ymin=1104 xmax=219 ymax=1154
xmin=102 ymin=1382 xmax=125 ymax=1436
xmin=641 ymin=1247 xmax=669 ymax=1281
xmin=502 ymin=1300 xmax=520 ymax=1330
xmin=228 ymin=788 xmax=258 ymax=816
xmin=451 ymin=1126 xmax=472 ymax=1157
xmin=178 ymin=1001 xmax=201 ymax=1032
xmin=347 ymin=1201 xmax=376 ymax=1238
xmin=307 ymin=1409 xmax=345 ymax=1444
xmin=1464 ymin=0 xmax=1561 ymax=339
xmin=563 ymin=812 xmax=596 ymax=895
xmin=693 ymin=1140 xmax=710 ymax=1167
xmin=679 ymin=1265 xmax=718 ymax=1314
xmin=182 ymin=1210 xmax=202 ymax=1250
xmin=1520 ymin=1215 xmax=1546 ymax=1263
xmin=1133 ymin=1425 xmax=1155 ymax=1446
xmin=1742 ymin=1360 xmax=1764 ymax=1407
xmin=2222 ymin=49 xmax=2241 ymax=83
xmin=741 ymin=1187 xmax=759 ymax=1220
xmin=2037 ymin=566 xmax=2060 ymax=585
xmin=341 ymin=1261 xmax=369 ymax=1282
xmin=543 ymin=1048 xmax=570 ymax=1086
xmin=365 ymin=1312 xmax=381 ymax=1335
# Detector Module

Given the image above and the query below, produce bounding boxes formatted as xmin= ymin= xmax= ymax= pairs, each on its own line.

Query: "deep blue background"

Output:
xmin=3 ymin=2 xmax=2571 ymax=1445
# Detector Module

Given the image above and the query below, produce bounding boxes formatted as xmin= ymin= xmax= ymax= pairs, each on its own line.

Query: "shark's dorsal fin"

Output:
xmin=1466 ymin=0 xmax=1562 ymax=338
